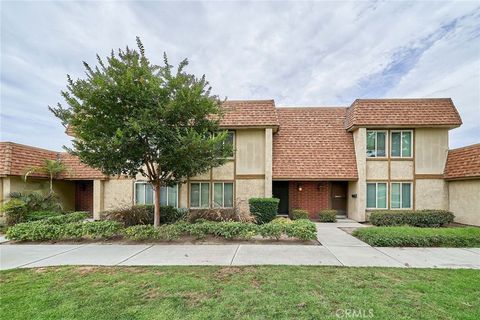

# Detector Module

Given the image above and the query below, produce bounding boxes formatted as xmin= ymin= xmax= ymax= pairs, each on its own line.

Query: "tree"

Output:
xmin=50 ymin=38 xmax=232 ymax=227
xmin=24 ymin=159 xmax=67 ymax=194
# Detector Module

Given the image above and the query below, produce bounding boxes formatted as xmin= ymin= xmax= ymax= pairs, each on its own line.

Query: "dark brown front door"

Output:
xmin=331 ymin=182 xmax=347 ymax=215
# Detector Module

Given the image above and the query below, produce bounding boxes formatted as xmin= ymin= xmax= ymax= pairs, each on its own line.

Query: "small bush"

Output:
xmin=318 ymin=209 xmax=337 ymax=222
xmin=353 ymin=226 xmax=480 ymax=247
xmin=284 ymin=219 xmax=317 ymax=240
xmin=39 ymin=212 xmax=89 ymax=225
xmin=291 ymin=209 xmax=309 ymax=220
xmin=369 ymin=210 xmax=454 ymax=227
xmin=104 ymin=205 xmax=186 ymax=226
xmin=1 ymin=199 xmax=28 ymax=226
xmin=9 ymin=191 xmax=63 ymax=212
xmin=188 ymin=208 xmax=254 ymax=223
xmin=25 ymin=211 xmax=64 ymax=222
xmin=271 ymin=217 xmax=293 ymax=224
xmin=6 ymin=220 xmax=122 ymax=241
xmin=248 ymin=198 xmax=280 ymax=224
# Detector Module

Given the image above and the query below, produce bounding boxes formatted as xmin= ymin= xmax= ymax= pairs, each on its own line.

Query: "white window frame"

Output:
xmin=189 ymin=182 xmax=210 ymax=209
xmin=390 ymin=182 xmax=413 ymax=209
xmin=366 ymin=182 xmax=388 ymax=209
xmin=134 ymin=182 xmax=179 ymax=208
xmin=390 ymin=130 xmax=413 ymax=158
xmin=366 ymin=130 xmax=388 ymax=158
xmin=213 ymin=182 xmax=234 ymax=208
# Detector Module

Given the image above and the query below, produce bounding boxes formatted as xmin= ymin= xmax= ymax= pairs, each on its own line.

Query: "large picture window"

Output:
xmin=391 ymin=131 xmax=412 ymax=157
xmin=135 ymin=182 xmax=178 ymax=207
xmin=391 ymin=182 xmax=412 ymax=209
xmin=190 ymin=182 xmax=210 ymax=208
xmin=213 ymin=182 xmax=234 ymax=208
xmin=366 ymin=131 xmax=387 ymax=158
xmin=366 ymin=182 xmax=387 ymax=209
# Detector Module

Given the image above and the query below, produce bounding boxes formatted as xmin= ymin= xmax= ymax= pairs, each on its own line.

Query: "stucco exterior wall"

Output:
xmin=212 ymin=161 xmax=234 ymax=180
xmin=103 ymin=179 xmax=134 ymax=211
xmin=390 ymin=160 xmax=414 ymax=180
xmin=448 ymin=179 xmax=480 ymax=226
xmin=415 ymin=128 xmax=449 ymax=174
xmin=264 ymin=128 xmax=273 ymax=197
xmin=366 ymin=161 xmax=388 ymax=180
xmin=349 ymin=128 xmax=366 ymax=221
xmin=236 ymin=129 xmax=265 ymax=175
xmin=415 ymin=179 xmax=448 ymax=210
xmin=235 ymin=179 xmax=264 ymax=213
xmin=179 ymin=182 xmax=188 ymax=208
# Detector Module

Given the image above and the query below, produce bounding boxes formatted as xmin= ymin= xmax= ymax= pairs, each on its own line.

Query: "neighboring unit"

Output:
xmin=1 ymin=98 xmax=478 ymax=226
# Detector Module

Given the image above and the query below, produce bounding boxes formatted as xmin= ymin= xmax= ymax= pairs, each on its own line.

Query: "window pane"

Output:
xmin=367 ymin=183 xmax=376 ymax=208
xmin=366 ymin=132 xmax=376 ymax=157
xmin=376 ymin=132 xmax=386 ymax=157
xmin=226 ymin=132 xmax=234 ymax=157
xmin=402 ymin=132 xmax=412 ymax=157
xmin=160 ymin=186 xmax=168 ymax=206
xmin=402 ymin=183 xmax=411 ymax=208
xmin=391 ymin=132 xmax=401 ymax=157
xmin=168 ymin=186 xmax=177 ymax=207
xmin=377 ymin=183 xmax=387 ymax=208
xmin=224 ymin=183 xmax=234 ymax=207
xmin=190 ymin=183 xmax=200 ymax=207
xmin=201 ymin=183 xmax=209 ymax=208
xmin=213 ymin=183 xmax=223 ymax=207
xmin=391 ymin=183 xmax=401 ymax=208
xmin=145 ymin=183 xmax=153 ymax=204
xmin=135 ymin=184 xmax=145 ymax=204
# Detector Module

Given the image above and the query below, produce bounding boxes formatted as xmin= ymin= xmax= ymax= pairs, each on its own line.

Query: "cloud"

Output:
xmin=1 ymin=1 xmax=479 ymax=150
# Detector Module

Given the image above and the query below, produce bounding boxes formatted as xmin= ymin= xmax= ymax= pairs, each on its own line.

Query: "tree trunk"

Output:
xmin=153 ymin=180 xmax=161 ymax=228
xmin=49 ymin=174 xmax=53 ymax=194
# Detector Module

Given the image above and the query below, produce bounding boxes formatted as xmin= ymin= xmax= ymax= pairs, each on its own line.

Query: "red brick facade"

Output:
xmin=75 ymin=181 xmax=93 ymax=214
xmin=288 ymin=181 xmax=330 ymax=219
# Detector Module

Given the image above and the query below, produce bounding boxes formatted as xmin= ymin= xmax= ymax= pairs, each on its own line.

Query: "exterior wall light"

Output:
xmin=297 ymin=183 xmax=302 ymax=191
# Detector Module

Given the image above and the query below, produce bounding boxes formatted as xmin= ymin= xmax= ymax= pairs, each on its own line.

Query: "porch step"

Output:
xmin=336 ymin=215 xmax=348 ymax=220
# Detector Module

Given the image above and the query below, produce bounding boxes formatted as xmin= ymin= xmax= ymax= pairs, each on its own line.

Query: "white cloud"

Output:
xmin=0 ymin=1 xmax=479 ymax=150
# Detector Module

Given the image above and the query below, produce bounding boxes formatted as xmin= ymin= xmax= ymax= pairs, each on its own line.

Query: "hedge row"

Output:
xmin=353 ymin=226 xmax=480 ymax=247
xmin=124 ymin=219 xmax=317 ymax=241
xmin=369 ymin=210 xmax=454 ymax=227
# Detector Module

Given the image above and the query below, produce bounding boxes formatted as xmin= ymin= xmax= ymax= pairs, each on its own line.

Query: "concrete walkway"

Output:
xmin=1 ymin=221 xmax=479 ymax=270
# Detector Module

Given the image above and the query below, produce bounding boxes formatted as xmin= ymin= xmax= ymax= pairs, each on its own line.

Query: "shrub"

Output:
xmin=9 ymin=191 xmax=63 ymax=212
xmin=1 ymin=199 xmax=28 ymax=226
xmin=284 ymin=219 xmax=317 ymax=240
xmin=39 ymin=212 xmax=89 ymax=225
xmin=318 ymin=209 xmax=337 ymax=222
xmin=353 ymin=226 xmax=480 ymax=247
xmin=103 ymin=205 xmax=187 ymax=226
xmin=258 ymin=222 xmax=284 ymax=240
xmin=6 ymin=220 xmax=123 ymax=241
xmin=248 ymin=198 xmax=280 ymax=224
xmin=291 ymin=209 xmax=309 ymax=220
xmin=25 ymin=211 xmax=64 ymax=222
xmin=188 ymin=208 xmax=254 ymax=223
xmin=369 ymin=210 xmax=454 ymax=227
xmin=271 ymin=217 xmax=293 ymax=224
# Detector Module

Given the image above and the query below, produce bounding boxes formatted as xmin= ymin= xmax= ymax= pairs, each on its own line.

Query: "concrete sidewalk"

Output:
xmin=1 ymin=221 xmax=479 ymax=270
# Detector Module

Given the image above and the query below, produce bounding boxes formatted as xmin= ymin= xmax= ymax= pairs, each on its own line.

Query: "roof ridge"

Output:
xmin=0 ymin=141 xmax=60 ymax=154
xmin=223 ymin=99 xmax=275 ymax=103
xmin=276 ymin=106 xmax=347 ymax=109
xmin=449 ymin=143 xmax=480 ymax=152
xmin=354 ymin=98 xmax=453 ymax=102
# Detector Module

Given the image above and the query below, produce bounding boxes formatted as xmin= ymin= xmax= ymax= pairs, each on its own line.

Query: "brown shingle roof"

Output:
xmin=444 ymin=144 xmax=480 ymax=180
xmin=273 ymin=107 xmax=358 ymax=180
xmin=0 ymin=142 xmax=105 ymax=180
xmin=219 ymin=100 xmax=279 ymax=128
xmin=345 ymin=98 xmax=462 ymax=131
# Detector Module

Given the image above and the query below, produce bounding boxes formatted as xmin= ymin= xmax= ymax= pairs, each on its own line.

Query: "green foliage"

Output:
xmin=1 ymin=199 xmax=28 ymax=226
xmin=284 ymin=219 xmax=318 ymax=240
xmin=318 ymin=209 xmax=337 ymax=222
xmin=24 ymin=159 xmax=67 ymax=192
xmin=49 ymin=38 xmax=233 ymax=226
xmin=6 ymin=220 xmax=123 ymax=241
xmin=291 ymin=209 xmax=309 ymax=220
xmin=248 ymin=198 xmax=280 ymax=224
xmin=103 ymin=205 xmax=186 ymax=226
xmin=38 ymin=212 xmax=89 ymax=225
xmin=25 ymin=211 xmax=65 ymax=222
xmin=353 ymin=226 xmax=480 ymax=247
xmin=271 ymin=217 xmax=293 ymax=224
xmin=258 ymin=222 xmax=284 ymax=240
xmin=187 ymin=208 xmax=254 ymax=223
xmin=369 ymin=210 xmax=454 ymax=227
xmin=9 ymin=192 xmax=63 ymax=212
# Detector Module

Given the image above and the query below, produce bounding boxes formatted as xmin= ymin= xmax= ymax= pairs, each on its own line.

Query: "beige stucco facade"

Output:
xmin=415 ymin=179 xmax=449 ymax=210
xmin=415 ymin=128 xmax=449 ymax=174
xmin=448 ymin=179 xmax=480 ymax=226
xmin=347 ymin=128 xmax=366 ymax=221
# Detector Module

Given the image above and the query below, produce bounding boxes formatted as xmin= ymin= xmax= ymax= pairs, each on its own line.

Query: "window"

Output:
xmin=366 ymin=131 xmax=386 ymax=157
xmin=213 ymin=182 xmax=234 ymax=208
xmin=391 ymin=131 xmax=412 ymax=157
xmin=190 ymin=182 xmax=210 ymax=208
xmin=134 ymin=182 xmax=178 ymax=207
xmin=391 ymin=182 xmax=412 ymax=209
xmin=223 ymin=131 xmax=235 ymax=158
xmin=366 ymin=182 xmax=387 ymax=209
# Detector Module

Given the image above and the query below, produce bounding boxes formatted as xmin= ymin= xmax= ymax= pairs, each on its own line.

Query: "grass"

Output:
xmin=353 ymin=226 xmax=480 ymax=247
xmin=1 ymin=266 xmax=479 ymax=319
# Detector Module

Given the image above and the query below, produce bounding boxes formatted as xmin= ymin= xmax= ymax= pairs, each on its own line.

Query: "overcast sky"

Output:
xmin=1 ymin=1 xmax=479 ymax=151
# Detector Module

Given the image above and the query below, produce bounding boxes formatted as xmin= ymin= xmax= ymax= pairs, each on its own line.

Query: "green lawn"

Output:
xmin=353 ymin=226 xmax=480 ymax=247
xmin=1 ymin=266 xmax=479 ymax=319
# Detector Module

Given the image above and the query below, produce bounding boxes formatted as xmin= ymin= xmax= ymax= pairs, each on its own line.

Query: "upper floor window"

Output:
xmin=224 ymin=131 xmax=235 ymax=158
xmin=390 ymin=182 xmax=412 ymax=209
xmin=135 ymin=182 xmax=178 ymax=207
xmin=366 ymin=130 xmax=386 ymax=157
xmin=391 ymin=130 xmax=412 ymax=157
